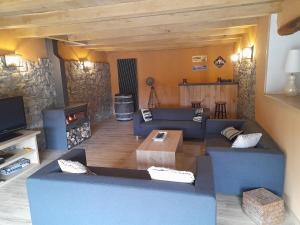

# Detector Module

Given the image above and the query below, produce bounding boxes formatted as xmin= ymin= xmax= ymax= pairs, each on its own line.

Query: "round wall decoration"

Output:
xmin=146 ymin=77 xmax=155 ymax=87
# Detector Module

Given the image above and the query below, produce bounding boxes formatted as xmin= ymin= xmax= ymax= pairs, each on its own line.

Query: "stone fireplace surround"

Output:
xmin=0 ymin=41 xmax=112 ymax=149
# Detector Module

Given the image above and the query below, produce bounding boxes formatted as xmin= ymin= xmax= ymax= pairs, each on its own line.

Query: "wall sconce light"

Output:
xmin=242 ymin=46 xmax=254 ymax=60
xmin=231 ymin=53 xmax=240 ymax=62
xmin=4 ymin=54 xmax=24 ymax=67
xmin=80 ymin=60 xmax=94 ymax=71
xmin=83 ymin=60 xmax=93 ymax=70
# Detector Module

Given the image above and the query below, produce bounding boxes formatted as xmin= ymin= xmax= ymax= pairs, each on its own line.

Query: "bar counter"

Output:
xmin=179 ymin=82 xmax=238 ymax=118
xmin=179 ymin=82 xmax=239 ymax=86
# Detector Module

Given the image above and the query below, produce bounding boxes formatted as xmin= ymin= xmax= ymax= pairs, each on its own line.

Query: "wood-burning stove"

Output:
xmin=43 ymin=103 xmax=91 ymax=150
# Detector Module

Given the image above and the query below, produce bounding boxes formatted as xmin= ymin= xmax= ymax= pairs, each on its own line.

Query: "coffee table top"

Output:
xmin=136 ymin=130 xmax=183 ymax=153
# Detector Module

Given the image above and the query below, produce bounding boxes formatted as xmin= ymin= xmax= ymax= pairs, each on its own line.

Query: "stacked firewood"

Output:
xmin=66 ymin=122 xmax=91 ymax=149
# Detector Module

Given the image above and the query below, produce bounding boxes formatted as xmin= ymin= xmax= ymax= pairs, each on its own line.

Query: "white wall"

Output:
xmin=265 ymin=14 xmax=300 ymax=94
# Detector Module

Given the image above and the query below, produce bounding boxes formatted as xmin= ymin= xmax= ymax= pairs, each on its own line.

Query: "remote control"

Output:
xmin=156 ymin=132 xmax=165 ymax=139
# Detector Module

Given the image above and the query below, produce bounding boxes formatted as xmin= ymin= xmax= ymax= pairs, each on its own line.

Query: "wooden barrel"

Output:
xmin=114 ymin=94 xmax=134 ymax=121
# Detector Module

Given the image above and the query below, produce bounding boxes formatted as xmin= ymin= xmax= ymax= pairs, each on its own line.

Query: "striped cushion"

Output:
xmin=193 ymin=108 xmax=203 ymax=123
xmin=141 ymin=108 xmax=152 ymax=122
xmin=221 ymin=127 xmax=243 ymax=141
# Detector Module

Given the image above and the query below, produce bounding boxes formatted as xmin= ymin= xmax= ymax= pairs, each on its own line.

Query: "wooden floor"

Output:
xmin=0 ymin=119 xmax=299 ymax=225
xmin=82 ymin=119 xmax=204 ymax=172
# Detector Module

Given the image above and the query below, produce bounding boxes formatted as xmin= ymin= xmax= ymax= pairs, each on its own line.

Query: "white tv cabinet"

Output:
xmin=0 ymin=130 xmax=40 ymax=184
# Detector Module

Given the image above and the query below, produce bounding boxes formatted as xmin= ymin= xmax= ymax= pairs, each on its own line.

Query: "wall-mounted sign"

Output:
xmin=192 ymin=65 xmax=208 ymax=71
xmin=192 ymin=55 xmax=207 ymax=62
xmin=214 ymin=56 xmax=226 ymax=68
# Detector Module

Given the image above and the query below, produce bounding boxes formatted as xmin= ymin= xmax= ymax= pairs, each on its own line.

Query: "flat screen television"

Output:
xmin=0 ymin=96 xmax=27 ymax=141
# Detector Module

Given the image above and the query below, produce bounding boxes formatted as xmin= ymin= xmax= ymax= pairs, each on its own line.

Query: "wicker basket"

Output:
xmin=243 ymin=188 xmax=284 ymax=225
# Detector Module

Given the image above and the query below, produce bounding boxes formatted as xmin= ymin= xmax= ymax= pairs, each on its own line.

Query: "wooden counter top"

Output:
xmin=178 ymin=82 xmax=238 ymax=86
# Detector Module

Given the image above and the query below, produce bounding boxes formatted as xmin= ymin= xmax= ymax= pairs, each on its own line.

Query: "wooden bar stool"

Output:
xmin=191 ymin=101 xmax=202 ymax=108
xmin=214 ymin=101 xmax=227 ymax=119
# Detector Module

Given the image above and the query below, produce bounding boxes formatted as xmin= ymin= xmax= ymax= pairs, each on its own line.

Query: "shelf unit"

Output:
xmin=0 ymin=130 xmax=40 ymax=184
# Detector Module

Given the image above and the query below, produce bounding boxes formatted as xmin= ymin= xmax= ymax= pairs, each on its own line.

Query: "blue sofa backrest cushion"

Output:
xmin=151 ymin=108 xmax=194 ymax=121
xmin=242 ymin=121 xmax=280 ymax=150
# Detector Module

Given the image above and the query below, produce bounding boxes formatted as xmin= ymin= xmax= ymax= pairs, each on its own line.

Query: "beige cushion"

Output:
xmin=147 ymin=166 xmax=195 ymax=183
xmin=58 ymin=160 xmax=87 ymax=174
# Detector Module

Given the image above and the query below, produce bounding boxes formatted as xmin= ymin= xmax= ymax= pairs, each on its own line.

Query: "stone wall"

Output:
xmin=0 ymin=57 xmax=57 ymax=148
xmin=65 ymin=61 xmax=112 ymax=123
xmin=233 ymin=59 xmax=256 ymax=120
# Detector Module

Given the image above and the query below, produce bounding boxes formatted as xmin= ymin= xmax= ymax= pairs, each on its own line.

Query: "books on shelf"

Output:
xmin=0 ymin=158 xmax=30 ymax=176
xmin=152 ymin=131 xmax=168 ymax=142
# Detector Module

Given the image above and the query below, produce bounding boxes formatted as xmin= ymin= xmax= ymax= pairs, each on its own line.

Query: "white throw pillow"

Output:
xmin=58 ymin=160 xmax=87 ymax=174
xmin=232 ymin=133 xmax=262 ymax=148
xmin=147 ymin=166 xmax=195 ymax=183
xmin=141 ymin=108 xmax=152 ymax=122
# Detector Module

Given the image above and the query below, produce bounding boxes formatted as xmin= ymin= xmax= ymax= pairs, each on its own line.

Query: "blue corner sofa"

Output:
xmin=27 ymin=149 xmax=216 ymax=225
xmin=205 ymin=119 xmax=285 ymax=196
xmin=133 ymin=108 xmax=209 ymax=139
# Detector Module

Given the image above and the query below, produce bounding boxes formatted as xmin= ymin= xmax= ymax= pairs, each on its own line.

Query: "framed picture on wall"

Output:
xmin=192 ymin=55 xmax=207 ymax=62
xmin=192 ymin=65 xmax=208 ymax=71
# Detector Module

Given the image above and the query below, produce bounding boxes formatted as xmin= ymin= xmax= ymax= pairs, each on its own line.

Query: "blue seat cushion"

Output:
xmin=205 ymin=134 xmax=232 ymax=148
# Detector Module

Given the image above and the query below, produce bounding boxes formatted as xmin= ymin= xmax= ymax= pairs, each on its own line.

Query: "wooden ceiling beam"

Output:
xmin=0 ymin=0 xmax=281 ymax=29
xmin=67 ymin=21 xmax=254 ymax=42
xmin=79 ymin=34 xmax=243 ymax=46
xmin=46 ymin=35 xmax=87 ymax=46
xmin=87 ymin=39 xmax=238 ymax=52
xmin=9 ymin=2 xmax=279 ymax=38
xmin=84 ymin=37 xmax=241 ymax=49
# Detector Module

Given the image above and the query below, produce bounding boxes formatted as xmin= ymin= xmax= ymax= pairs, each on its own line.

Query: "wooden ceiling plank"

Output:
xmin=83 ymin=37 xmax=241 ymax=49
xmin=10 ymin=2 xmax=279 ymax=38
xmin=0 ymin=0 xmax=140 ymax=16
xmin=0 ymin=0 xmax=281 ymax=29
xmin=68 ymin=19 xmax=256 ymax=41
xmin=78 ymin=30 xmax=246 ymax=46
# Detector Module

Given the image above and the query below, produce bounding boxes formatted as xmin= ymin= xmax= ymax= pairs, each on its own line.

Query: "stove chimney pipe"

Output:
xmin=45 ymin=39 xmax=68 ymax=107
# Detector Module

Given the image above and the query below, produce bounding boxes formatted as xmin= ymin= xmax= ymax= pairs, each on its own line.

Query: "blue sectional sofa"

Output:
xmin=205 ymin=119 xmax=285 ymax=196
xmin=133 ymin=108 xmax=209 ymax=139
xmin=27 ymin=149 xmax=216 ymax=225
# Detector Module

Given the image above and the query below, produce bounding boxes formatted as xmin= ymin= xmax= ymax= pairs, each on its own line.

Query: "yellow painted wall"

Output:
xmin=0 ymin=33 xmax=107 ymax=63
xmin=107 ymin=44 xmax=234 ymax=108
xmin=58 ymin=42 xmax=107 ymax=62
xmin=234 ymin=26 xmax=257 ymax=57
xmin=255 ymin=16 xmax=300 ymax=221
xmin=0 ymin=31 xmax=47 ymax=61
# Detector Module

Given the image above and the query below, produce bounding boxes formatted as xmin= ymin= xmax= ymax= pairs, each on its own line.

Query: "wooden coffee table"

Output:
xmin=136 ymin=130 xmax=183 ymax=169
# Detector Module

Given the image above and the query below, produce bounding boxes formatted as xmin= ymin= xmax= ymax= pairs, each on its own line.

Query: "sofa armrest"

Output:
xmin=206 ymin=119 xmax=245 ymax=134
xmin=133 ymin=111 xmax=144 ymax=136
xmin=29 ymin=148 xmax=86 ymax=177
xmin=133 ymin=111 xmax=144 ymax=124
xmin=207 ymin=147 xmax=285 ymax=196
xmin=195 ymin=156 xmax=215 ymax=197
